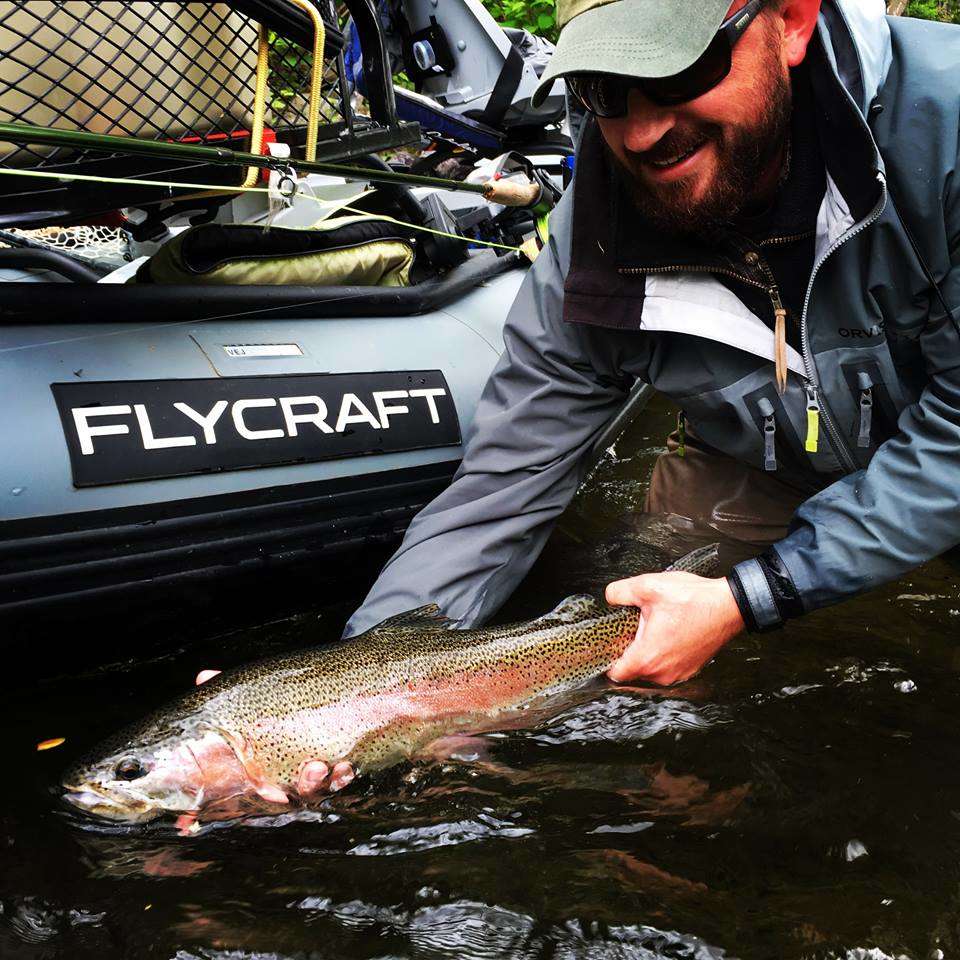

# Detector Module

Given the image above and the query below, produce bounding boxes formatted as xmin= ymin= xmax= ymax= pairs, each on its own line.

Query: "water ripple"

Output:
xmin=527 ymin=694 xmax=729 ymax=746
xmin=345 ymin=811 xmax=534 ymax=856
xmin=1 ymin=896 xmax=104 ymax=945
xmin=551 ymin=918 xmax=728 ymax=959
xmin=284 ymin=897 xmax=729 ymax=960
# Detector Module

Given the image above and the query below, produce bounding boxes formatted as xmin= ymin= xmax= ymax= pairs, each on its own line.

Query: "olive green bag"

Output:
xmin=135 ymin=215 xmax=419 ymax=287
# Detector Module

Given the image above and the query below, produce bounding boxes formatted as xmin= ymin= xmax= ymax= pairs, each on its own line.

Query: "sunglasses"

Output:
xmin=567 ymin=0 xmax=764 ymax=115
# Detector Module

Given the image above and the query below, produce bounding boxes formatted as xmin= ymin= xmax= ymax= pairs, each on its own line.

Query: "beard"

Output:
xmin=612 ymin=32 xmax=793 ymax=238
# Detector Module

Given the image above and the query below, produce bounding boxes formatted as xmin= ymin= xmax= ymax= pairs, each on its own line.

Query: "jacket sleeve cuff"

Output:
xmin=728 ymin=558 xmax=784 ymax=633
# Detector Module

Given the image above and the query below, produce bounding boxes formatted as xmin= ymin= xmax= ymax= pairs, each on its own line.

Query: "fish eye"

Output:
xmin=115 ymin=757 xmax=146 ymax=781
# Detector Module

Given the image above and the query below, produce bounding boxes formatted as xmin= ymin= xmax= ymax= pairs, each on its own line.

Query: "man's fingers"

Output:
xmin=608 ymin=614 xmax=654 ymax=683
xmin=605 ymin=574 xmax=654 ymax=607
xmin=297 ymin=760 xmax=330 ymax=797
xmin=329 ymin=762 xmax=355 ymax=792
xmin=295 ymin=759 xmax=356 ymax=796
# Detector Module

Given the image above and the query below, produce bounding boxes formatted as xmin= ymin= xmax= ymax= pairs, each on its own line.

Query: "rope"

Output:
xmin=240 ymin=23 xmax=271 ymax=190
xmin=243 ymin=6 xmax=325 ymax=185
xmin=286 ymin=0 xmax=327 ymax=162
xmin=0 ymin=166 xmax=524 ymax=253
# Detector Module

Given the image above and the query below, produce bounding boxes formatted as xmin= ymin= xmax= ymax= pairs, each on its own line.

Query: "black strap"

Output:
xmin=476 ymin=43 xmax=524 ymax=130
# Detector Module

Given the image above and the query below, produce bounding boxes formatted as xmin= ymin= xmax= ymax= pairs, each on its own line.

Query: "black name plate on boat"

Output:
xmin=52 ymin=371 xmax=461 ymax=487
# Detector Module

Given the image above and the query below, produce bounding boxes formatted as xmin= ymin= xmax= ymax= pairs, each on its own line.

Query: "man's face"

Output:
xmin=596 ymin=1 xmax=792 ymax=236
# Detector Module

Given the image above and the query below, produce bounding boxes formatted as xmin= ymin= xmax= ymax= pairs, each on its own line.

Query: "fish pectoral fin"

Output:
xmin=212 ymin=725 xmax=290 ymax=806
xmin=372 ymin=604 xmax=457 ymax=632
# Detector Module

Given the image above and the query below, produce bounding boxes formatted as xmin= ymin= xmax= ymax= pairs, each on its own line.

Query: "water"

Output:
xmin=3 ymin=396 xmax=960 ymax=960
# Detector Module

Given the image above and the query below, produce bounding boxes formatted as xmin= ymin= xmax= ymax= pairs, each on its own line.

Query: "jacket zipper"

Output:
xmin=620 ymin=261 xmax=787 ymax=320
xmin=797 ymin=172 xmax=888 ymax=473
xmin=748 ymin=251 xmax=789 ymax=333
xmin=620 ymin=262 xmax=768 ymax=291
xmin=855 ymin=370 xmax=874 ymax=449
xmin=759 ymin=229 xmax=815 ymax=248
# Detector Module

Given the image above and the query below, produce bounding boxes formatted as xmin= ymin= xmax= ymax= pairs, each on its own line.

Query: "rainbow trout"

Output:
xmin=63 ymin=545 xmax=718 ymax=824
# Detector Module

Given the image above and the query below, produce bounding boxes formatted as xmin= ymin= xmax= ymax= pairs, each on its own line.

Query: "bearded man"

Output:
xmin=344 ymin=0 xmax=960 ymax=685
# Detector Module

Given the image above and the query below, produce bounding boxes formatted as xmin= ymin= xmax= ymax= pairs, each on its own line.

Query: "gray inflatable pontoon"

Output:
xmin=0 ymin=0 xmax=546 ymax=618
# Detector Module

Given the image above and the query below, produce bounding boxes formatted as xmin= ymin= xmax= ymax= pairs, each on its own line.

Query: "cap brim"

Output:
xmin=532 ymin=0 xmax=732 ymax=107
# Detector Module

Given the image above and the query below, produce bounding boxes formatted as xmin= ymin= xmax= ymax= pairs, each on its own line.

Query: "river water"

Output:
xmin=3 ymin=395 xmax=959 ymax=960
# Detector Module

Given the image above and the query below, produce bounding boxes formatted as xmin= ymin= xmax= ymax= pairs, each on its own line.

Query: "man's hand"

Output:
xmin=605 ymin=573 xmax=745 ymax=685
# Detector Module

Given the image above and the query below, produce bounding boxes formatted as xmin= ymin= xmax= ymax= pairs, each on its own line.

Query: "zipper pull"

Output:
xmin=676 ymin=410 xmax=686 ymax=458
xmin=757 ymin=397 xmax=777 ymax=471
xmin=805 ymin=385 xmax=820 ymax=453
xmin=769 ymin=287 xmax=788 ymax=395
xmin=856 ymin=371 xmax=873 ymax=449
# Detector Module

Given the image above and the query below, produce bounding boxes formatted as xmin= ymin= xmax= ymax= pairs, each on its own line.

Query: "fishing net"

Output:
xmin=0 ymin=225 xmax=131 ymax=264
xmin=0 ymin=1 xmax=347 ymax=171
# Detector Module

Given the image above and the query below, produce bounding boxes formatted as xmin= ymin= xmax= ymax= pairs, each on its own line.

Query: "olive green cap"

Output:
xmin=532 ymin=0 xmax=734 ymax=106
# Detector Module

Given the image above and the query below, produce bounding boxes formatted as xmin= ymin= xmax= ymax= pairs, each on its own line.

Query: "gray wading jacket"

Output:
xmin=345 ymin=0 xmax=960 ymax=637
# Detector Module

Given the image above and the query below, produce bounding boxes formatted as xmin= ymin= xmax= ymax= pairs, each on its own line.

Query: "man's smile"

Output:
xmin=639 ymin=139 xmax=713 ymax=183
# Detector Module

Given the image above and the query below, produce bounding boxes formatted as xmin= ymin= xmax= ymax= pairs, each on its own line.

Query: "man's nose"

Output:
xmin=620 ymin=88 xmax=676 ymax=154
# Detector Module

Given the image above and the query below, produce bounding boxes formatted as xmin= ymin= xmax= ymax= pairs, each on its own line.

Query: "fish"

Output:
xmin=62 ymin=544 xmax=719 ymax=825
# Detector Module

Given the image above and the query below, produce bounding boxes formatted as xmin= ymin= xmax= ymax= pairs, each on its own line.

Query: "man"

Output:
xmin=344 ymin=0 xmax=960 ymax=686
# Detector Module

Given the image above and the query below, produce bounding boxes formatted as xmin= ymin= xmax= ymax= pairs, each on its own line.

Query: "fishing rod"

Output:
xmin=0 ymin=121 xmax=557 ymax=212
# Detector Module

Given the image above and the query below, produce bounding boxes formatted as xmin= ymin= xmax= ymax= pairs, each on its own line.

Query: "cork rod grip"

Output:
xmin=482 ymin=178 xmax=542 ymax=207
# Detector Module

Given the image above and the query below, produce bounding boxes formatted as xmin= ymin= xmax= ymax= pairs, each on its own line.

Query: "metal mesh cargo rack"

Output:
xmin=0 ymin=1 xmax=420 ymax=227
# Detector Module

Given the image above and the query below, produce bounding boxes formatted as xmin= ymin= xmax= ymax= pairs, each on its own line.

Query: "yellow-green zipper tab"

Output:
xmin=677 ymin=410 xmax=686 ymax=457
xmin=805 ymin=386 xmax=820 ymax=453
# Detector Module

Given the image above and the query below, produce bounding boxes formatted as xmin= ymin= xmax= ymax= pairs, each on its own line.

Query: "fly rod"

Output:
xmin=0 ymin=121 xmax=549 ymax=209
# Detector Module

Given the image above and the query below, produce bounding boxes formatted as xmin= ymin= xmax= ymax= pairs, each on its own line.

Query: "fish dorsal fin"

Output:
xmin=372 ymin=604 xmax=456 ymax=632
xmin=545 ymin=594 xmax=599 ymax=623
xmin=665 ymin=543 xmax=721 ymax=576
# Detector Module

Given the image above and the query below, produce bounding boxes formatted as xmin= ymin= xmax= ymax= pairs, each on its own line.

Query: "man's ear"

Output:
xmin=778 ymin=0 xmax=822 ymax=68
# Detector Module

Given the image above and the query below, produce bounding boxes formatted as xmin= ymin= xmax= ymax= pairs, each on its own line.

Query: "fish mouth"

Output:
xmin=62 ymin=784 xmax=159 ymax=823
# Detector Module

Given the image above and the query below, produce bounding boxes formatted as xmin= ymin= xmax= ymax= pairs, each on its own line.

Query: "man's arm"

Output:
xmin=343 ymin=194 xmax=631 ymax=637
xmin=737 ymin=287 xmax=960 ymax=629
xmin=609 ymin=245 xmax=960 ymax=685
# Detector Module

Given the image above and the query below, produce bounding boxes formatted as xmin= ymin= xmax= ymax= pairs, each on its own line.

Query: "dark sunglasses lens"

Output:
xmin=569 ymin=75 xmax=629 ymax=119
xmin=642 ymin=34 xmax=732 ymax=105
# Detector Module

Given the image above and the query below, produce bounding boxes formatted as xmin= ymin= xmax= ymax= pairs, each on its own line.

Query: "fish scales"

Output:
xmin=182 ymin=598 xmax=639 ymax=781
xmin=62 ymin=544 xmax=717 ymax=824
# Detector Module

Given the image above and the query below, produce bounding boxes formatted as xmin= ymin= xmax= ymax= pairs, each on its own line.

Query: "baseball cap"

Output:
xmin=532 ymin=0 xmax=734 ymax=107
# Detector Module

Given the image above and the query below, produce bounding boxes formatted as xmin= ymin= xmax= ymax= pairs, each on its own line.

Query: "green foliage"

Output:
xmin=906 ymin=0 xmax=960 ymax=23
xmin=266 ymin=31 xmax=342 ymax=125
xmin=480 ymin=0 xmax=558 ymax=42
xmin=267 ymin=31 xmax=311 ymax=119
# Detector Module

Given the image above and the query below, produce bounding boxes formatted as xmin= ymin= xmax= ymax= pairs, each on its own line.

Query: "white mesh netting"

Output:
xmin=0 ymin=225 xmax=130 ymax=264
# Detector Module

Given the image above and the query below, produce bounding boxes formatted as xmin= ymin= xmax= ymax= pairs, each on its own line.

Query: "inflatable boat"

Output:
xmin=0 ymin=0 xmax=565 ymax=620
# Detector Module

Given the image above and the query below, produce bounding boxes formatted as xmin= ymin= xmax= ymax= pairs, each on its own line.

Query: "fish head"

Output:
xmin=62 ymin=716 xmax=247 ymax=824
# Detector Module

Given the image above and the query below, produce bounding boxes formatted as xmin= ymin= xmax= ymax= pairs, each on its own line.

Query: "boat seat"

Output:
xmin=133 ymin=215 xmax=422 ymax=287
